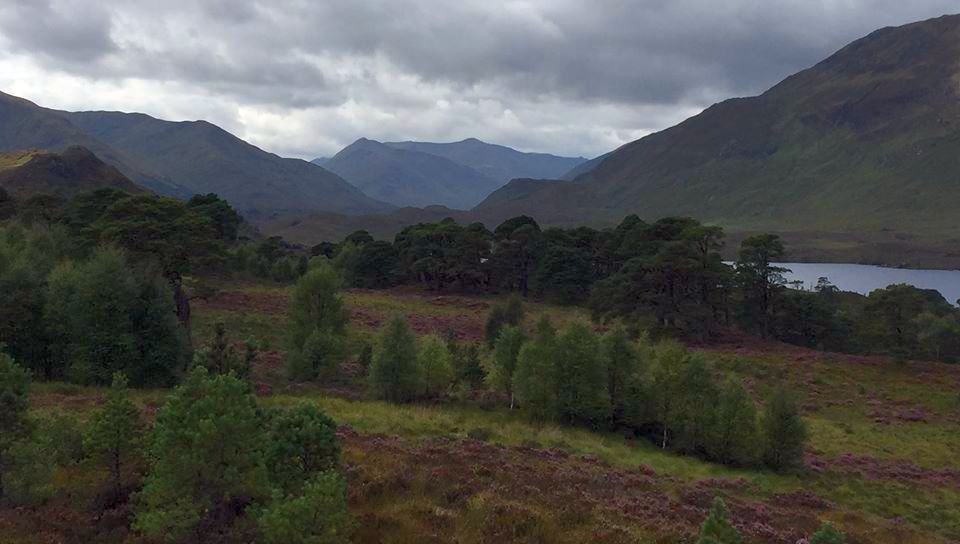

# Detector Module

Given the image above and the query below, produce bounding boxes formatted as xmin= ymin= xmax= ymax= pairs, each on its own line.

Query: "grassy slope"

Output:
xmin=6 ymin=280 xmax=960 ymax=543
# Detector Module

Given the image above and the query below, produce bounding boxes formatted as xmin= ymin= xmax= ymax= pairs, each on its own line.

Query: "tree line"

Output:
xmin=0 ymin=189 xmax=242 ymax=384
xmin=281 ymin=215 xmax=960 ymax=363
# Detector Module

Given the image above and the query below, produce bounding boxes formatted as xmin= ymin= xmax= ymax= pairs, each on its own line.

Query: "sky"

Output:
xmin=0 ymin=1 xmax=956 ymax=160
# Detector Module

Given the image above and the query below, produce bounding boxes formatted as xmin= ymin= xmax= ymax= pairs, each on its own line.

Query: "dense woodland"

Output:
xmin=0 ymin=186 xmax=941 ymax=542
xmin=234 ymin=214 xmax=960 ymax=364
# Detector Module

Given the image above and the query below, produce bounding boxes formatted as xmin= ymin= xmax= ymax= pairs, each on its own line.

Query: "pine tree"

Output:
xmin=761 ymin=385 xmax=808 ymax=471
xmin=134 ymin=367 xmax=269 ymax=541
xmin=256 ymin=471 xmax=351 ymax=544
xmin=491 ymin=325 xmax=526 ymax=408
xmin=697 ymin=497 xmax=741 ymax=544
xmin=265 ymin=403 xmax=340 ymax=494
xmin=368 ymin=316 xmax=421 ymax=402
xmin=85 ymin=372 xmax=143 ymax=498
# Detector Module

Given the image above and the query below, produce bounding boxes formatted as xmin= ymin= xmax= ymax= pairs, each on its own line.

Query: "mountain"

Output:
xmin=0 ymin=146 xmax=146 ymax=199
xmin=476 ymin=14 xmax=960 ymax=238
xmin=322 ymin=138 xmax=501 ymax=209
xmin=311 ymin=157 xmax=331 ymax=167
xmin=63 ymin=111 xmax=390 ymax=218
xmin=384 ymin=138 xmax=586 ymax=185
xmin=0 ymin=91 xmax=185 ymax=197
xmin=560 ymin=150 xmax=614 ymax=181
xmin=0 ymin=91 xmax=390 ymax=217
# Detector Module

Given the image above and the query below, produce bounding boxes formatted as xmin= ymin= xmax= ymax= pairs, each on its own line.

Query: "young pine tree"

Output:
xmin=0 ymin=354 xmax=31 ymax=502
xmin=513 ymin=317 xmax=559 ymax=422
xmin=490 ymin=325 xmax=526 ymax=408
xmin=697 ymin=497 xmax=742 ymax=544
xmin=256 ymin=471 xmax=351 ymax=544
xmin=85 ymin=373 xmax=143 ymax=498
xmin=134 ymin=368 xmax=269 ymax=541
xmin=761 ymin=385 xmax=808 ymax=472
xmin=809 ymin=521 xmax=845 ymax=544
xmin=555 ymin=322 xmax=610 ymax=427
xmin=368 ymin=316 xmax=421 ymax=403
xmin=265 ymin=403 xmax=340 ymax=494
xmin=418 ymin=334 xmax=454 ymax=399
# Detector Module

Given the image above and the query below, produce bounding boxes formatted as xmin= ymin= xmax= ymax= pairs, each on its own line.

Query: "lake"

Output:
xmin=775 ymin=262 xmax=960 ymax=305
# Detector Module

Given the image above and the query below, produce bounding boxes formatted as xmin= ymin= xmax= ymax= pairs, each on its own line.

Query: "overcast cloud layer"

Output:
xmin=0 ymin=0 xmax=956 ymax=159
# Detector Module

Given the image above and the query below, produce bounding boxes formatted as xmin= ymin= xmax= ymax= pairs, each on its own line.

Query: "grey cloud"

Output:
xmin=0 ymin=0 xmax=957 ymax=159
xmin=0 ymin=0 xmax=117 ymax=63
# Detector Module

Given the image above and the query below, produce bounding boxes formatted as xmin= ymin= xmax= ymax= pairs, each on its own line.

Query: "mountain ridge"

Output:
xmin=476 ymin=13 xmax=960 ymax=236
xmin=322 ymin=138 xmax=501 ymax=209
xmin=0 ymin=90 xmax=391 ymax=217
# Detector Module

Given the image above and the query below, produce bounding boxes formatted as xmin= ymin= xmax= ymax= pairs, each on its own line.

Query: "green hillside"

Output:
xmin=476 ymin=14 xmax=960 ymax=237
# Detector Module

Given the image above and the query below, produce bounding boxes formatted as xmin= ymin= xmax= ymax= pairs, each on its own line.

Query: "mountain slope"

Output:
xmin=323 ymin=138 xmax=501 ymax=209
xmin=0 ymin=146 xmax=147 ymax=199
xmin=384 ymin=138 xmax=586 ymax=185
xmin=477 ymin=14 xmax=960 ymax=236
xmin=63 ymin=111 xmax=391 ymax=218
xmin=0 ymin=91 xmax=186 ymax=197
